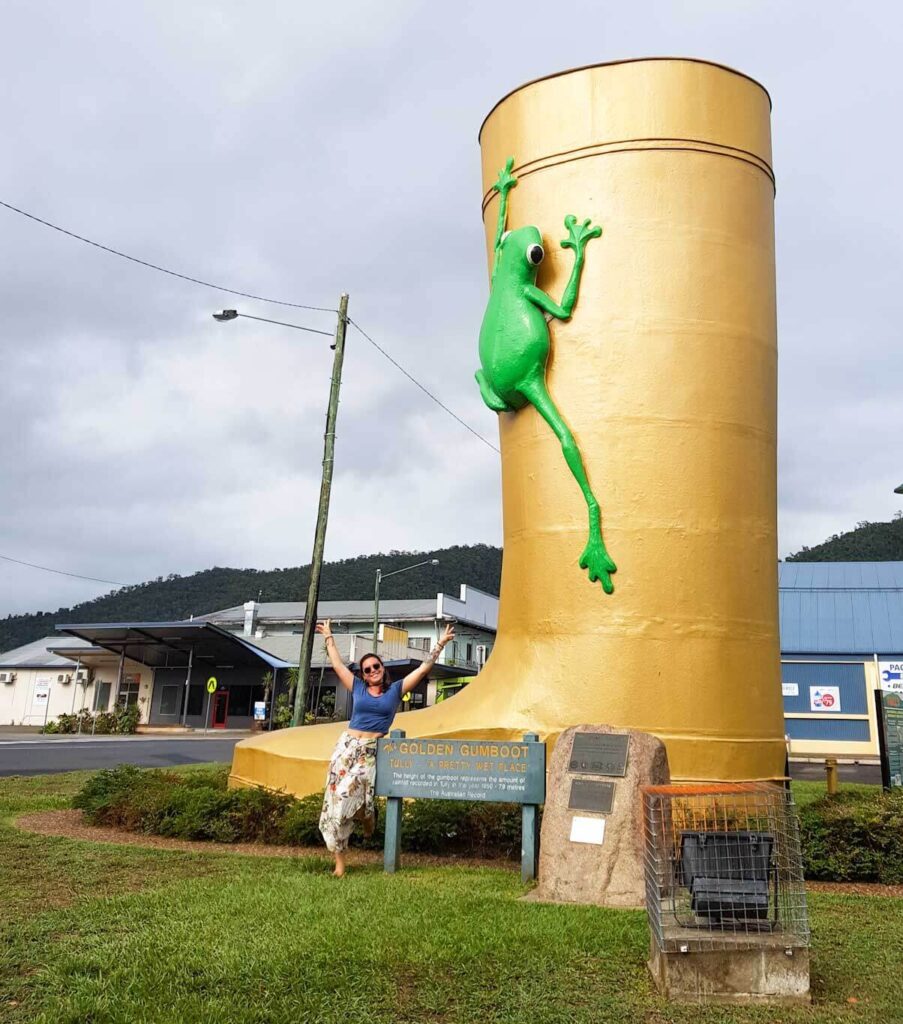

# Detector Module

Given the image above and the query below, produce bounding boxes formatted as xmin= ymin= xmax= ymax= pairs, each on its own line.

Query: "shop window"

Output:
xmin=94 ymin=681 xmax=112 ymax=712
xmin=117 ymin=674 xmax=141 ymax=709
xmin=228 ymin=686 xmax=253 ymax=717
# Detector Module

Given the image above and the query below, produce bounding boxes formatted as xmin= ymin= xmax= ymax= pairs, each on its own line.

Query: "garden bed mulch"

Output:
xmin=13 ymin=810 xmax=515 ymax=870
xmin=14 ymin=811 xmax=903 ymax=895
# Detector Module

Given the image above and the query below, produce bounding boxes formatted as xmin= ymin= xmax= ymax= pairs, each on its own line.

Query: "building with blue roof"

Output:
xmin=779 ymin=561 xmax=903 ymax=759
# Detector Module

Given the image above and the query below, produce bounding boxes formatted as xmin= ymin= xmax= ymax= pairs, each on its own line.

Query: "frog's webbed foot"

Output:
xmin=493 ymin=156 xmax=518 ymax=197
xmin=579 ymin=534 xmax=617 ymax=594
xmin=476 ymin=369 xmax=513 ymax=413
xmin=561 ymin=214 xmax=602 ymax=256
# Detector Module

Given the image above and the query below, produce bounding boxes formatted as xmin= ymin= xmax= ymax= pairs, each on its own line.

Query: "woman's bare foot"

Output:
xmin=332 ymin=851 xmax=346 ymax=877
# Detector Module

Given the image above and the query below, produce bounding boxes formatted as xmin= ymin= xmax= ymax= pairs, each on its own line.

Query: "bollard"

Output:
xmin=825 ymin=757 xmax=839 ymax=795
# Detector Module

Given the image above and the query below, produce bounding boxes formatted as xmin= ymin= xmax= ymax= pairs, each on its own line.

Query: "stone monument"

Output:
xmin=529 ymin=725 xmax=669 ymax=908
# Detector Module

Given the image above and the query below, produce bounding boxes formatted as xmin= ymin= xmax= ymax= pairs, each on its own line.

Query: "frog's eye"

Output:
xmin=526 ymin=243 xmax=544 ymax=266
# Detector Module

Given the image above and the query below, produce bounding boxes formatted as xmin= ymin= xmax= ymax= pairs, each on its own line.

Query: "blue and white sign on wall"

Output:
xmin=810 ymin=686 xmax=842 ymax=712
xmin=878 ymin=662 xmax=903 ymax=693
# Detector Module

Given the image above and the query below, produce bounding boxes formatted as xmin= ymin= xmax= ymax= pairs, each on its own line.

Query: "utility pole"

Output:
xmin=373 ymin=568 xmax=383 ymax=652
xmin=293 ymin=293 xmax=349 ymax=726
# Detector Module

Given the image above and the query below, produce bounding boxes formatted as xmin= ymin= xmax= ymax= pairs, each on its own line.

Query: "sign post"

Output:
xmin=875 ymin=688 xmax=903 ymax=790
xmin=375 ymin=731 xmax=546 ymax=881
xmin=204 ymin=677 xmax=217 ymax=735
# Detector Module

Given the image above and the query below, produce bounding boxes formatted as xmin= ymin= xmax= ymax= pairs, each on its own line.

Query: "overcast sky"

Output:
xmin=2 ymin=1 xmax=901 ymax=618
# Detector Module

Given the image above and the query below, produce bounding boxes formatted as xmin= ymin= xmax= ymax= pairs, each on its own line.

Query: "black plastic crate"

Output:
xmin=690 ymin=877 xmax=770 ymax=920
xmin=678 ymin=830 xmax=773 ymax=886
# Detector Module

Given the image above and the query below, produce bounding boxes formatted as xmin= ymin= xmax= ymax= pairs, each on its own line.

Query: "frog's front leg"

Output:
xmin=525 ymin=215 xmax=602 ymax=320
xmin=519 ymin=376 xmax=616 ymax=593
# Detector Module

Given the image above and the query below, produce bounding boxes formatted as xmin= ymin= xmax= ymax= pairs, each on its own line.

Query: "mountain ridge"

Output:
xmin=0 ymin=544 xmax=503 ymax=653
xmin=6 ymin=514 xmax=903 ymax=653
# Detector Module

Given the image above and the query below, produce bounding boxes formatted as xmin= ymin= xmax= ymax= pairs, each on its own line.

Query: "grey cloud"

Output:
xmin=2 ymin=0 xmax=902 ymax=615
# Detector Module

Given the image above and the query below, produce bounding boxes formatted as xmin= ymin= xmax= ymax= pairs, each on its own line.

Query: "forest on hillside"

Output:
xmin=6 ymin=513 xmax=903 ymax=654
xmin=786 ymin=513 xmax=903 ymax=563
xmin=0 ymin=544 xmax=502 ymax=653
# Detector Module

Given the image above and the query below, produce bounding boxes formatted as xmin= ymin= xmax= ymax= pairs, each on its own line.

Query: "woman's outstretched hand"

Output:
xmin=316 ymin=619 xmax=333 ymax=639
xmin=439 ymin=624 xmax=455 ymax=647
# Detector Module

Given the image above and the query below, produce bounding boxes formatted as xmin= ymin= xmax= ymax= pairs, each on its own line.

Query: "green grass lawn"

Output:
xmin=1 ymin=772 xmax=901 ymax=1024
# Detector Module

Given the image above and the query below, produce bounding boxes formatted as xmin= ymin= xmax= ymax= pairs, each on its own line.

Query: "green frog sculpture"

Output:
xmin=476 ymin=157 xmax=616 ymax=593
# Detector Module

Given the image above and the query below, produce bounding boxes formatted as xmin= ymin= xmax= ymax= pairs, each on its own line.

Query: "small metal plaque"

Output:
xmin=568 ymin=779 xmax=614 ymax=814
xmin=568 ymin=733 xmax=629 ymax=777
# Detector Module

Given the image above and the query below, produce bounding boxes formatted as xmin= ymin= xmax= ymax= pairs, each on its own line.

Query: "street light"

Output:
xmin=373 ymin=559 xmax=440 ymax=651
xmin=212 ymin=308 xmax=334 ymax=340
xmin=213 ymin=298 xmax=349 ymax=727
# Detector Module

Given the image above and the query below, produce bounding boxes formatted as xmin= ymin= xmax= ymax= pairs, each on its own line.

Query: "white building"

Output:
xmin=0 ymin=584 xmax=499 ymax=730
xmin=0 ymin=636 xmax=153 ymax=727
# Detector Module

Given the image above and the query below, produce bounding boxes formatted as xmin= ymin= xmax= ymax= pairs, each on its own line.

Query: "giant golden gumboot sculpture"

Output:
xmin=230 ymin=58 xmax=786 ymax=798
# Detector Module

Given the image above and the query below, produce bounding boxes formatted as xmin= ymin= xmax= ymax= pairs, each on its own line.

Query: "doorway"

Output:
xmin=212 ymin=690 xmax=229 ymax=729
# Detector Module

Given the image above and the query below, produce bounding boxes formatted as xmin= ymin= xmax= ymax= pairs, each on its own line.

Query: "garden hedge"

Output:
xmin=73 ymin=766 xmax=903 ymax=880
xmin=799 ymin=788 xmax=903 ymax=884
xmin=73 ymin=764 xmax=524 ymax=858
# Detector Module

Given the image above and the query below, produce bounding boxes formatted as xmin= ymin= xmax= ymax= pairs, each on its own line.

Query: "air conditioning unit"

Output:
xmin=0 ymin=671 xmax=15 ymax=684
xmin=75 ymin=668 xmax=93 ymax=684
xmin=57 ymin=673 xmax=72 ymax=685
xmin=475 ymin=645 xmax=488 ymax=667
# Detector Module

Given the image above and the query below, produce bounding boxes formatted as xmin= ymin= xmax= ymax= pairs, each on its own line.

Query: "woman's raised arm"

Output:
xmin=316 ymin=619 xmax=355 ymax=692
xmin=400 ymin=624 xmax=455 ymax=696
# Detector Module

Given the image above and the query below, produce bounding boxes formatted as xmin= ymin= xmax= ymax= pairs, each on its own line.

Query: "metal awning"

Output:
xmin=56 ymin=622 xmax=293 ymax=671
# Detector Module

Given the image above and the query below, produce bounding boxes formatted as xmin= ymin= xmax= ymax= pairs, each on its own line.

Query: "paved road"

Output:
xmin=789 ymin=760 xmax=882 ymax=785
xmin=0 ymin=736 xmax=245 ymax=776
xmin=0 ymin=735 xmax=886 ymax=784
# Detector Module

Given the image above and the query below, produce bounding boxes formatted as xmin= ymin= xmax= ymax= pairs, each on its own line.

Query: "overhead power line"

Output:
xmin=0 ymin=197 xmax=500 ymax=454
xmin=0 ymin=553 xmax=130 ymax=587
xmin=0 ymin=198 xmax=337 ymax=313
xmin=348 ymin=318 xmax=500 ymax=454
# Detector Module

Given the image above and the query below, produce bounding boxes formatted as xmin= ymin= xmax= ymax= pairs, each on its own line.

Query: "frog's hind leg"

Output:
xmin=476 ymin=369 xmax=514 ymax=413
xmin=519 ymin=378 xmax=616 ymax=593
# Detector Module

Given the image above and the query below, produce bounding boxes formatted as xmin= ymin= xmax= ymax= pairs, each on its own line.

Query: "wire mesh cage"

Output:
xmin=642 ymin=783 xmax=810 ymax=953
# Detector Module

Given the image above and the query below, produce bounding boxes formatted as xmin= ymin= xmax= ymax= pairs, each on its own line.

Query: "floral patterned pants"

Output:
xmin=319 ymin=731 xmax=378 ymax=853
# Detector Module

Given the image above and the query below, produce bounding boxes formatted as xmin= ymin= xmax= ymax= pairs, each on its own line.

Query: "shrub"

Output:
xmin=60 ymin=705 xmax=141 ymax=735
xmin=75 ymin=765 xmax=294 ymax=844
xmin=69 ymin=766 xmax=903 ymax=878
xmin=73 ymin=766 xmax=521 ymax=858
xmin=403 ymin=800 xmax=524 ymax=858
xmin=93 ymin=711 xmax=117 ymax=734
xmin=278 ymin=792 xmax=328 ymax=846
xmin=114 ymin=705 xmax=141 ymax=734
xmin=273 ymin=693 xmax=293 ymax=730
xmin=73 ymin=764 xmax=147 ymax=817
xmin=799 ymin=788 xmax=903 ymax=883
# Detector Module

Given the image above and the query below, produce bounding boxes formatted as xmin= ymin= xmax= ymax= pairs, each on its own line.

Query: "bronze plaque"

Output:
xmin=567 ymin=779 xmax=614 ymax=814
xmin=568 ymin=733 xmax=629 ymax=777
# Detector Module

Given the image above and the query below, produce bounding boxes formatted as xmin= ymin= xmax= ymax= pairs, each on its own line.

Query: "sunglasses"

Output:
xmin=363 ymin=663 xmax=383 ymax=675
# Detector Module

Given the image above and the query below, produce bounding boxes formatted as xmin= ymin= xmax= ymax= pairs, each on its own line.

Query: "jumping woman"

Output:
xmin=315 ymin=618 xmax=455 ymax=876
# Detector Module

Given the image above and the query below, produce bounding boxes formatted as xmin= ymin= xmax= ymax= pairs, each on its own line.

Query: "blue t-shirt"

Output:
xmin=348 ymin=677 xmax=403 ymax=734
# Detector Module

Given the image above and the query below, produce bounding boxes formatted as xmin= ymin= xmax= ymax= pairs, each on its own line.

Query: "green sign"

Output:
xmin=376 ymin=736 xmax=545 ymax=804
xmin=206 ymin=677 xmax=217 ymax=694
xmin=878 ymin=691 xmax=903 ymax=788
xmin=375 ymin=731 xmax=545 ymax=883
